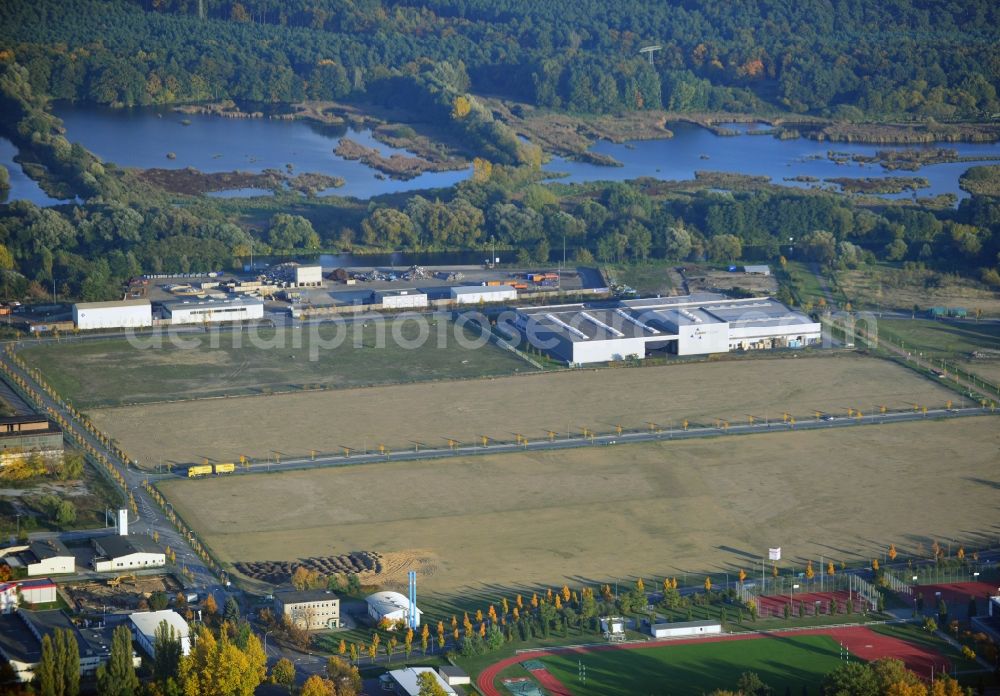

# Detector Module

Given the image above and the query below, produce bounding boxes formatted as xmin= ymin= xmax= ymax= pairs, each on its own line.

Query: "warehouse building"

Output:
xmin=5 ymin=539 xmax=76 ymax=577
xmin=366 ymin=591 xmax=422 ymax=627
xmin=129 ymin=610 xmax=191 ymax=658
xmin=161 ymin=297 xmax=264 ymax=325
xmin=15 ymin=579 xmax=57 ymax=607
xmin=274 ymin=588 xmax=341 ymax=630
xmin=374 ymin=289 xmax=429 ymax=310
xmin=73 ymin=299 xmax=153 ymax=330
xmin=450 ymin=285 xmax=518 ymax=305
xmin=514 ymin=293 xmax=821 ymax=364
xmin=92 ymin=535 xmax=164 ymax=572
xmin=0 ymin=415 xmax=63 ymax=462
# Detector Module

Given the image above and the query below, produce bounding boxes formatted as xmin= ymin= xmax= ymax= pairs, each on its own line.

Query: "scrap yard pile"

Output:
xmin=235 ymin=551 xmax=382 ymax=584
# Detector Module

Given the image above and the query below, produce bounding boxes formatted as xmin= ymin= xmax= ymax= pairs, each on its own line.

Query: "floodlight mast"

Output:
xmin=639 ymin=45 xmax=662 ymax=66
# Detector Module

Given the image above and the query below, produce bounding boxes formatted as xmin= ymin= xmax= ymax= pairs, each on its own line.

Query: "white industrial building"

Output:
xmin=92 ymin=534 xmax=164 ymax=573
xmin=0 ymin=580 xmax=54 ymax=613
xmin=9 ymin=540 xmax=76 ymax=577
xmin=382 ymin=667 xmax=456 ymax=696
xmin=162 ymin=297 xmax=264 ymax=325
xmin=295 ymin=265 xmax=323 ymax=287
xmin=514 ymin=293 xmax=821 ymax=364
xmin=73 ymin=299 xmax=152 ymax=330
xmin=366 ymin=591 xmax=422 ymax=627
xmin=450 ymin=285 xmax=518 ymax=305
xmin=16 ymin=579 xmax=57 ymax=607
xmin=129 ymin=610 xmax=191 ymax=658
xmin=650 ymin=619 xmax=722 ymax=638
xmin=375 ymin=289 xmax=429 ymax=310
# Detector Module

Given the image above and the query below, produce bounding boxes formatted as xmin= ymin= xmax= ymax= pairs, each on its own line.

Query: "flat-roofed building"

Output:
xmin=274 ymin=588 xmax=341 ymax=630
xmin=17 ymin=579 xmax=57 ymax=606
xmin=162 ymin=297 xmax=264 ymax=325
xmin=515 ymin=293 xmax=821 ymax=364
xmin=0 ymin=415 xmax=63 ymax=462
xmin=129 ymin=610 xmax=191 ymax=657
xmin=375 ymin=289 xmax=429 ymax=309
xmin=0 ymin=609 xmax=133 ymax=682
xmin=450 ymin=285 xmax=517 ymax=304
xmin=73 ymin=299 xmax=152 ymax=330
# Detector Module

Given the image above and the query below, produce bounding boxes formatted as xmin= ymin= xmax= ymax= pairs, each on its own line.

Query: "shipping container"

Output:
xmin=486 ymin=280 xmax=503 ymax=286
xmin=187 ymin=465 xmax=213 ymax=478
xmin=213 ymin=462 xmax=236 ymax=474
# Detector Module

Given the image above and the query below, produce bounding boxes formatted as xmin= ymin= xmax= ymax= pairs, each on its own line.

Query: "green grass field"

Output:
xmin=540 ymin=635 xmax=843 ymax=695
xmin=879 ymin=319 xmax=1000 ymax=357
xmin=20 ymin=319 xmax=535 ymax=407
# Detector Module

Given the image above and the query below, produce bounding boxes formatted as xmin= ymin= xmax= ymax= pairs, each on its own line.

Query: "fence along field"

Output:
xmin=157 ymin=416 xmax=1000 ymax=594
xmin=89 ymin=353 xmax=956 ymax=467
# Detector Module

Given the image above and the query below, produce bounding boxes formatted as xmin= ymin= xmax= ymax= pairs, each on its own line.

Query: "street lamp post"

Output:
xmin=264 ymin=629 xmax=273 ymax=654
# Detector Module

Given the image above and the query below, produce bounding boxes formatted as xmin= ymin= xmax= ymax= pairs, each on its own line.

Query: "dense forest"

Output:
xmin=2 ymin=54 xmax=999 ymax=303
xmin=1 ymin=0 xmax=998 ymax=120
xmin=0 ymin=1 xmax=999 ymax=303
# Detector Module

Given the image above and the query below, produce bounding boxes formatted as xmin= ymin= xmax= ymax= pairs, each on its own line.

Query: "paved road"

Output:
xmin=152 ymin=405 xmax=995 ymax=480
xmin=0 ymin=349 xmax=226 ymax=607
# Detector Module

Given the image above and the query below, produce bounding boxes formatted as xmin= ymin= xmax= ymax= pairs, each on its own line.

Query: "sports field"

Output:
xmin=20 ymin=319 xmax=533 ymax=407
xmin=158 ymin=416 xmax=1000 ymax=594
xmin=91 ymin=353 xmax=954 ymax=466
xmin=477 ymin=625 xmax=952 ymax=696
xmin=540 ymin=635 xmax=843 ymax=695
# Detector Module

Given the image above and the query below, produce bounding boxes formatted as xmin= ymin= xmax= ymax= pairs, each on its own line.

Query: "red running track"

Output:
xmin=477 ymin=625 xmax=949 ymax=696
xmin=913 ymin=581 xmax=996 ymax=605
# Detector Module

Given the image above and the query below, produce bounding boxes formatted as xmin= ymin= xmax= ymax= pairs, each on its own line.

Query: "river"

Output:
xmin=2 ymin=104 xmax=999 ymax=206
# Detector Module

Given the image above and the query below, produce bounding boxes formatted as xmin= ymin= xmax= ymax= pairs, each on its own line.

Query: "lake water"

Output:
xmin=3 ymin=104 xmax=998 ymax=206
xmin=51 ymin=104 xmax=471 ymax=199
xmin=544 ymin=121 xmax=1000 ymax=201
xmin=0 ymin=138 xmax=73 ymax=206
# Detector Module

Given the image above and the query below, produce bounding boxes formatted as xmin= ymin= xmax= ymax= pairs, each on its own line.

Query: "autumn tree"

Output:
xmin=704 ymin=577 xmax=712 ymax=592
xmin=417 ymin=671 xmax=449 ymax=696
xmin=326 ymin=656 xmax=361 ymax=696
xmin=203 ymin=593 xmax=218 ymax=618
xmin=805 ymin=561 xmax=815 ymax=580
xmin=888 ymin=544 xmax=898 ymax=561
xmin=421 ymin=624 xmax=430 ymax=654
xmin=300 ymin=675 xmax=335 ymax=696
xmin=270 ymin=658 xmax=295 ymax=692
xmin=179 ymin=624 xmax=266 ymax=696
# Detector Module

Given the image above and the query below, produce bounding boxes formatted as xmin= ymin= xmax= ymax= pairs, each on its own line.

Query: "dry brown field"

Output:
xmin=838 ymin=267 xmax=1000 ymax=315
xmin=92 ymin=353 xmax=955 ymax=467
xmin=158 ymin=416 xmax=1000 ymax=594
